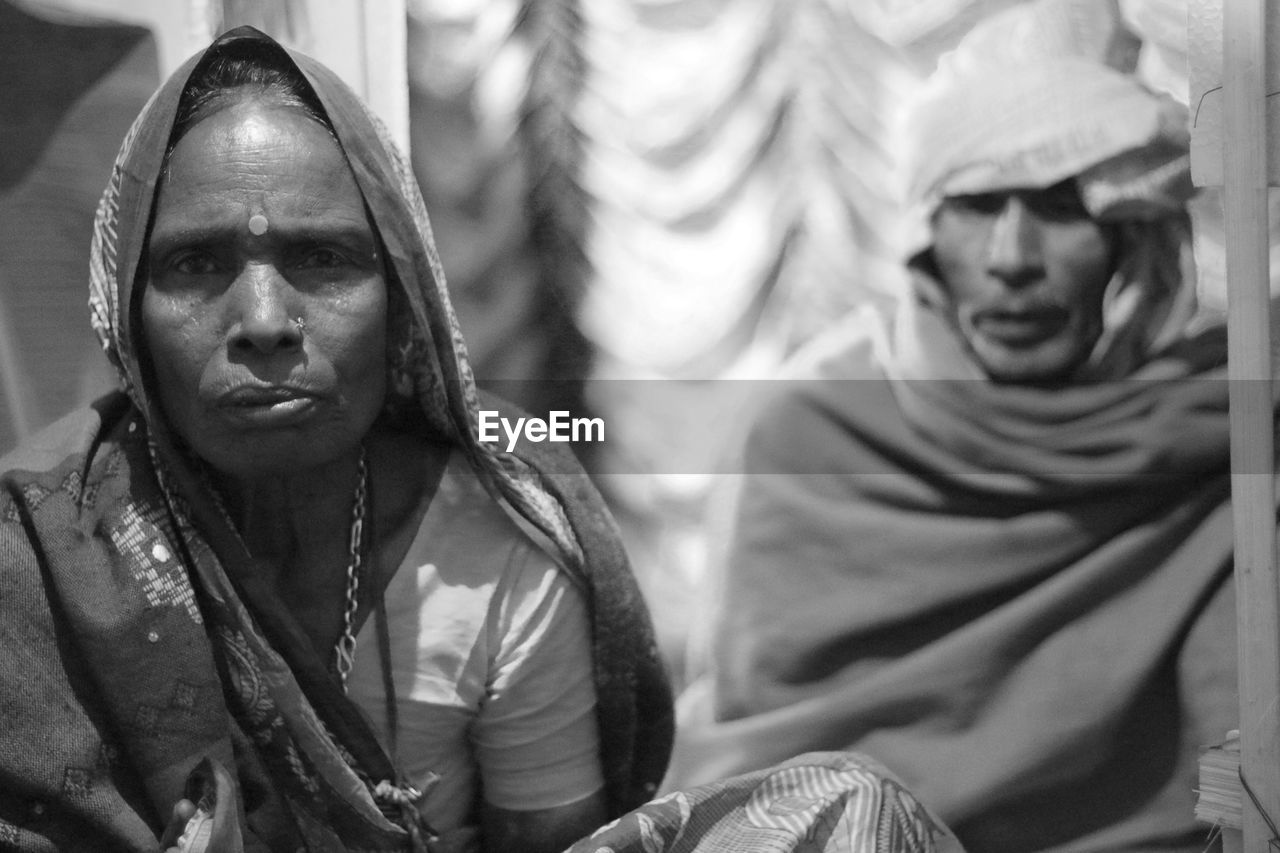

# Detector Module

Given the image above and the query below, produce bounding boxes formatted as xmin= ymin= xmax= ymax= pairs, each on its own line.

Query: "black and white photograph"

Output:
xmin=0 ymin=0 xmax=1272 ymax=850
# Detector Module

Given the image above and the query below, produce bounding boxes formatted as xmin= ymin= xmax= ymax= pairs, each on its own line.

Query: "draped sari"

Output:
xmin=0 ymin=27 xmax=671 ymax=852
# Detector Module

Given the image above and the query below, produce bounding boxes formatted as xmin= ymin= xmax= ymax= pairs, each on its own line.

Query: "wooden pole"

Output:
xmin=1223 ymin=0 xmax=1280 ymax=848
xmin=0 ymin=281 xmax=33 ymax=443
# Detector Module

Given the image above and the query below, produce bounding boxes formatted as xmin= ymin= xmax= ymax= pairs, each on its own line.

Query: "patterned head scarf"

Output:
xmin=83 ymin=25 xmax=671 ymax=842
xmin=895 ymin=0 xmax=1201 ymax=377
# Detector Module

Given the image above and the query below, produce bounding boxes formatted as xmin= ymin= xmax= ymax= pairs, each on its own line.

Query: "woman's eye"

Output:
xmin=298 ymin=247 xmax=349 ymax=269
xmin=169 ymin=251 xmax=221 ymax=275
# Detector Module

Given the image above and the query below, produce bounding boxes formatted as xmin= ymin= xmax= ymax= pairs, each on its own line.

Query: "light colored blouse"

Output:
xmin=347 ymin=452 xmax=603 ymax=839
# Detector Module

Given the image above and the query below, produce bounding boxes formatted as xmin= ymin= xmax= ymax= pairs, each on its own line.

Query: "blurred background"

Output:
xmin=0 ymin=0 xmax=1239 ymax=685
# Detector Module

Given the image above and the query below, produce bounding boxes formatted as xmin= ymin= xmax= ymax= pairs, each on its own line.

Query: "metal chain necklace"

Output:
xmin=327 ymin=447 xmax=434 ymax=832
xmin=333 ymin=446 xmax=368 ymax=692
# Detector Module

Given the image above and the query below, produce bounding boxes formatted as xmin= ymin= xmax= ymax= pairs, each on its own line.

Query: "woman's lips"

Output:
xmin=215 ymin=385 xmax=320 ymax=427
xmin=972 ymin=305 xmax=1069 ymax=346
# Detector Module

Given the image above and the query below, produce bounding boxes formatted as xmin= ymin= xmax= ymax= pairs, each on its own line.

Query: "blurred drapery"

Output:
xmin=1117 ymin=0 xmax=1280 ymax=316
xmin=563 ymin=0 xmax=1028 ymax=680
xmin=404 ymin=0 xmax=593 ymax=420
xmin=0 ymin=0 xmax=156 ymax=454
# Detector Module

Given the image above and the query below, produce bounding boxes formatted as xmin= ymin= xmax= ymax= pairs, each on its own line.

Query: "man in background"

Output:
xmin=669 ymin=1 xmax=1241 ymax=850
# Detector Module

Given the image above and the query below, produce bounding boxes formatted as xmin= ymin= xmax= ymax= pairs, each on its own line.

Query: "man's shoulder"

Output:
xmin=749 ymin=308 xmax=895 ymax=428
xmin=736 ymin=310 xmax=904 ymax=475
xmin=781 ymin=307 xmax=890 ymax=383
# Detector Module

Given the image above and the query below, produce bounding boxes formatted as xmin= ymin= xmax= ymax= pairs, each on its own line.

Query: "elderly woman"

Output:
xmin=0 ymin=27 xmax=672 ymax=853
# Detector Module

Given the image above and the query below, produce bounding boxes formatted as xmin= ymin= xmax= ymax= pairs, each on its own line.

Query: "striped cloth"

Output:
xmin=565 ymin=752 xmax=958 ymax=853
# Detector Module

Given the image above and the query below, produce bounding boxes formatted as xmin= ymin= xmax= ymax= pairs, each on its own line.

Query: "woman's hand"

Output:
xmin=157 ymin=758 xmax=244 ymax=853
xmin=158 ymin=798 xmax=199 ymax=852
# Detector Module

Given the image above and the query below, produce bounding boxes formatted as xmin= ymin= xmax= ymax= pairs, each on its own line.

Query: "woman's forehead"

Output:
xmin=156 ymin=100 xmax=367 ymax=229
xmin=190 ymin=98 xmax=301 ymax=153
xmin=165 ymin=98 xmax=343 ymax=178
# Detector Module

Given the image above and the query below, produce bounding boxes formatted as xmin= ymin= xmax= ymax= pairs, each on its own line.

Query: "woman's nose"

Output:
xmin=985 ymin=196 xmax=1045 ymax=287
xmin=226 ymin=264 xmax=303 ymax=354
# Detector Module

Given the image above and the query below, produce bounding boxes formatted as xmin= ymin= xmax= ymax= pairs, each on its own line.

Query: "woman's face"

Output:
xmin=142 ymin=98 xmax=387 ymax=479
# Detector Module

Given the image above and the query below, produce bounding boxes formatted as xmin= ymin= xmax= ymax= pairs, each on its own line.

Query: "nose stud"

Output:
xmin=293 ymin=317 xmax=306 ymax=334
xmin=248 ymin=213 xmax=269 ymax=236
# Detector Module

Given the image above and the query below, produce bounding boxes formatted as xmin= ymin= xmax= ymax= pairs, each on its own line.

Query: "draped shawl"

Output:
xmin=670 ymin=2 xmax=1249 ymax=849
xmin=0 ymin=26 xmax=671 ymax=852
xmin=668 ymin=307 xmax=1243 ymax=852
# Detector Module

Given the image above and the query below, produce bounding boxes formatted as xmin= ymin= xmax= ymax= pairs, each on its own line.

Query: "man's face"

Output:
xmin=930 ymin=180 xmax=1117 ymax=384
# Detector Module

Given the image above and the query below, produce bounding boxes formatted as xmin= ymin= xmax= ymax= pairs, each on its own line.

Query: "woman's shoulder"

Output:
xmin=1 ymin=392 xmax=134 ymax=482
xmin=1 ymin=393 xmax=143 ymax=547
xmin=410 ymin=451 xmax=564 ymax=593
xmin=372 ymin=451 xmax=582 ymax=700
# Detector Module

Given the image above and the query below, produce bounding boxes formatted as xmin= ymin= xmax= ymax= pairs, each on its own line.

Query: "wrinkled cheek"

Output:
xmin=339 ymin=330 xmax=389 ymax=413
xmin=142 ymin=319 xmax=214 ymax=429
xmin=357 ymin=351 xmax=388 ymax=412
xmin=143 ymin=296 xmax=205 ymax=368
xmin=153 ymin=359 xmax=209 ymax=438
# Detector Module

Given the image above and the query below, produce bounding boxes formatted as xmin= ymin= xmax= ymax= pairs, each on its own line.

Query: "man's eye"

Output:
xmin=1025 ymin=181 xmax=1089 ymax=221
xmin=1027 ymin=193 xmax=1089 ymax=221
xmin=945 ymin=193 xmax=1006 ymax=216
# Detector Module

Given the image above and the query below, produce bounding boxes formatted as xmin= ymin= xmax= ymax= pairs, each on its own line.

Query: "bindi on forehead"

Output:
xmin=155 ymin=98 xmax=372 ymax=247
